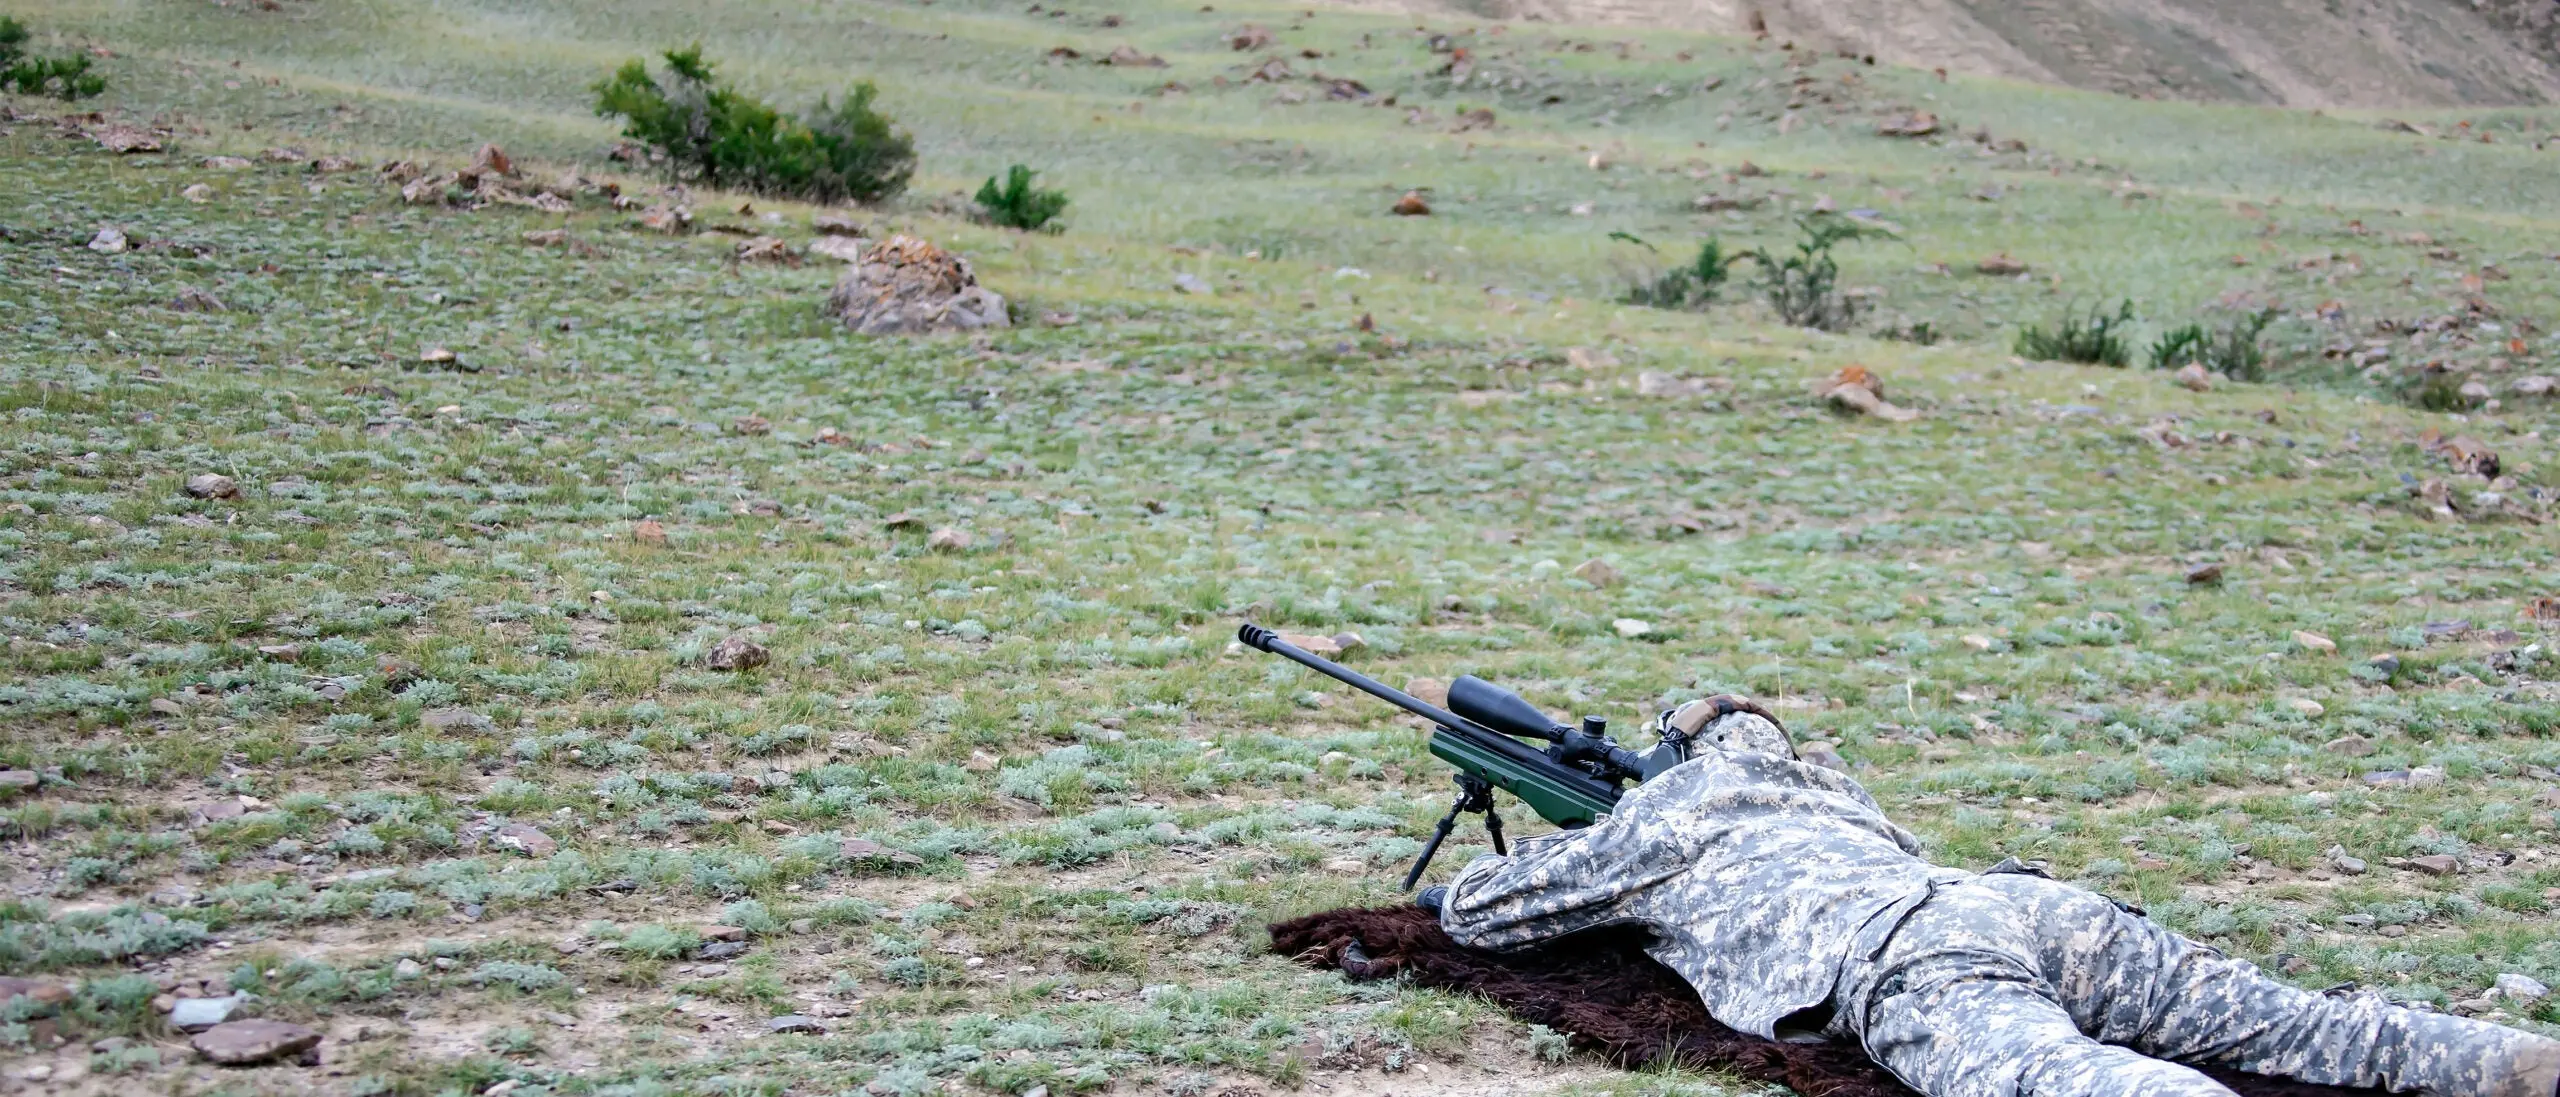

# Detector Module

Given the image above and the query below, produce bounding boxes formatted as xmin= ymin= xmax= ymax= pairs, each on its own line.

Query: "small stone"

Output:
xmin=183 ymin=183 xmax=215 ymax=203
xmin=1322 ymin=857 xmax=1366 ymax=874
xmin=2326 ymin=845 xmax=2367 ymax=875
xmin=1403 ymin=678 xmax=1449 ymax=708
xmin=787 ymin=918 xmax=816 ymax=935
xmin=965 ymin=750 xmax=1000 ymax=773
xmin=1330 ymin=631 xmax=1366 ymax=652
xmin=926 ymin=527 xmax=974 ymax=552
xmin=2185 ymin=562 xmax=2224 ymax=585
xmin=1277 ymin=632 xmax=1343 ymax=657
xmin=2380 ymin=924 xmax=2408 ymax=938
xmin=768 ymin=1014 xmax=828 ymax=1035
xmin=697 ymin=941 xmax=750 ymax=961
xmin=634 ymin=518 xmax=669 ymax=545
xmin=0 ymin=977 xmax=72 ymax=1006
xmin=1612 ymin=618 xmax=1653 ymax=638
xmin=2410 ymin=854 xmax=2460 ymax=876
xmin=1171 ymin=272 xmax=1213 ymax=295
xmin=2367 ymin=653 xmax=2403 ymax=676
xmin=1960 ymin=634 xmax=1993 ymax=652
xmin=172 ymin=286 xmax=227 ymax=312
xmin=394 ymin=958 xmax=423 ymax=979
xmin=191 ymin=1019 xmax=323 ymax=1065
xmin=2408 ymin=765 xmax=2446 ymax=789
xmin=2495 ymin=973 xmax=2551 ymax=1002
xmin=703 ymin=925 xmax=749 ymax=942
xmin=170 ymin=993 xmax=246 ymax=1032
xmin=2285 ymin=698 xmax=2325 ymax=717
xmin=839 ymin=838 xmax=884 ymax=860
xmin=2173 ymin=362 xmax=2213 ymax=391
xmin=88 ymin=226 xmax=129 ymax=253
xmin=201 ymin=155 xmax=254 ymax=171
xmin=421 ymin=708 xmax=493 ymax=733
xmin=2339 ymin=913 xmax=2377 ymax=928
xmin=257 ymin=643 xmax=303 ymax=663
xmin=1796 ymin=741 xmax=1847 ymax=772
xmin=420 ymin=347 xmax=458 ymax=366
xmin=2322 ymin=735 xmax=2374 ymax=757
xmin=0 ymin=770 xmax=38 ymax=796
xmin=492 ymin=823 xmax=557 ymax=857
xmin=706 ymin=633 xmax=770 ymax=671
xmin=185 ymin=473 xmax=240 ymax=499
xmin=2292 ymin=630 xmax=2336 ymax=653
xmin=1392 ymin=190 xmax=1432 ymax=216
xmin=1572 ymin=558 xmax=1621 ymax=586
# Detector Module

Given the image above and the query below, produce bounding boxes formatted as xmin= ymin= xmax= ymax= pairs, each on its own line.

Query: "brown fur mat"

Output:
xmin=1270 ymin=906 xmax=2385 ymax=1097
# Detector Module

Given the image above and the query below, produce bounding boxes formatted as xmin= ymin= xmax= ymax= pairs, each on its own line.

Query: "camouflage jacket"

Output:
xmin=1439 ymin=718 xmax=1965 ymax=1039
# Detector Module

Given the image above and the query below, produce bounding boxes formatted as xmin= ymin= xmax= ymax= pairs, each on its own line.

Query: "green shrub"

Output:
xmin=0 ymin=18 xmax=106 ymax=101
xmin=2017 ymin=300 xmax=2137 ymax=367
xmin=1745 ymin=218 xmax=1876 ymax=331
xmin=974 ymin=165 xmax=1070 ymax=231
xmin=594 ymin=45 xmax=914 ymax=204
xmin=2148 ymin=307 xmax=2277 ymax=381
xmin=1620 ymin=236 xmax=1738 ymax=310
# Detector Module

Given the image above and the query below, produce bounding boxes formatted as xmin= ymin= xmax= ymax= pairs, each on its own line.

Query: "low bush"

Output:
xmin=975 ymin=165 xmax=1070 ymax=231
xmin=2017 ymin=300 xmax=2137 ymax=367
xmin=595 ymin=45 xmax=914 ymax=204
xmin=1 ymin=17 xmax=107 ymax=101
xmin=2148 ymin=307 xmax=2277 ymax=381
xmin=1619 ymin=235 xmax=1738 ymax=310
xmin=1746 ymin=218 xmax=1877 ymax=331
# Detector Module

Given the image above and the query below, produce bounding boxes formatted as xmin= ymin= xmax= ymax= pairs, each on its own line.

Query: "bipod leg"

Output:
xmin=1401 ymin=773 xmax=1500 ymax=891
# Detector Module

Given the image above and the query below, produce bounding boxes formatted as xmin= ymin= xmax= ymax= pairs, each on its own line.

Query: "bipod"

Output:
xmin=1400 ymin=772 xmax=1506 ymax=891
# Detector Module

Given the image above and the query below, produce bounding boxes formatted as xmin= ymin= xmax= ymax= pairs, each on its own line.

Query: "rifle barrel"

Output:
xmin=1237 ymin=624 xmax=1476 ymax=730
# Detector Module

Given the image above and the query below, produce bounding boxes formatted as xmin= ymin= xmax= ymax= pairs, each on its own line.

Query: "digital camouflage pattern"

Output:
xmin=1442 ymin=706 xmax=2560 ymax=1097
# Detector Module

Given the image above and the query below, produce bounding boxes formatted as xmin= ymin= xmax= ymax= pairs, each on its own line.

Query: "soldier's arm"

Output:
xmin=1438 ymin=809 xmax=1691 ymax=951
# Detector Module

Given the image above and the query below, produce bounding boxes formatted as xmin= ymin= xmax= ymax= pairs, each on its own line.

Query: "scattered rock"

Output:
xmin=492 ymin=823 xmax=558 ymax=858
xmin=2494 ymin=973 xmax=2550 ymax=1003
xmin=469 ymin=143 xmax=514 ymax=178
xmin=1795 ymin=740 xmax=1847 ymax=771
xmin=1228 ymin=24 xmax=1273 ymax=50
xmin=2292 ymin=631 xmax=2336 ymax=653
xmin=0 ymin=977 xmax=71 ymax=1006
xmin=2326 ymin=846 xmax=2367 ymax=875
xmin=1876 ymin=111 xmax=1940 ymax=137
xmin=768 ymin=1015 xmax=828 ymax=1035
xmin=1571 ymin=558 xmax=1621 ymax=586
xmin=706 ymin=634 xmax=771 ymax=671
xmin=169 ymin=993 xmax=246 ymax=1032
xmin=735 ymin=236 xmax=797 ymax=264
xmin=1960 ymin=634 xmax=1994 ymax=652
xmin=2284 ymin=698 xmax=2324 ymax=717
xmin=1812 ymin=365 xmax=1919 ymax=422
xmin=2322 ymin=735 xmax=2374 ymax=757
xmin=825 ymin=235 xmax=1009 ymax=335
xmin=182 ymin=182 xmax=215 ymax=203
xmin=0 ymin=770 xmax=41 ymax=797
xmin=639 ymin=205 xmax=694 ymax=234
xmin=702 ymin=925 xmax=749 ymax=942
xmin=1403 ymin=678 xmax=1449 ymax=708
xmin=2420 ymin=620 xmax=2473 ymax=643
xmin=698 ymin=941 xmax=751 ymax=961
xmin=421 ymin=708 xmax=493 ymax=733
xmin=256 ymin=643 xmax=302 ymax=663
xmin=191 ymin=1019 xmax=322 ymax=1066
xmin=185 ymin=473 xmax=240 ymax=499
xmin=2184 ymin=562 xmax=2224 ymax=585
xmin=1171 ymin=272 xmax=1214 ymax=295
xmin=634 ymin=518 xmax=668 ymax=545
xmin=1104 ymin=44 xmax=1169 ymax=67
xmin=88 ymin=226 xmax=129 ymax=254
xmin=2408 ymin=765 xmax=2445 ymax=788
xmin=813 ymin=210 xmax=866 ymax=236
xmin=419 ymin=346 xmax=461 ymax=368
xmin=171 ymin=286 xmax=227 ymax=312
xmin=1611 ymin=618 xmax=1653 ymax=639
xmin=2173 ymin=363 xmax=2213 ymax=392
xmin=811 ymin=235 xmax=866 ymax=263
xmin=2409 ymin=854 xmax=2460 ymax=876
xmin=521 ymin=228 xmax=569 ymax=247
xmin=1278 ymin=632 xmax=1343 ymax=657
xmin=88 ymin=124 xmax=163 ymax=154
xmin=1975 ymin=253 xmax=2028 ymax=276
xmin=201 ymin=155 xmax=254 ymax=171
xmin=965 ymin=750 xmax=1000 ymax=772
xmin=394 ymin=958 xmax=423 ymax=979
xmin=926 ymin=527 xmax=974 ymax=552
xmin=1392 ymin=190 xmax=1431 ymax=216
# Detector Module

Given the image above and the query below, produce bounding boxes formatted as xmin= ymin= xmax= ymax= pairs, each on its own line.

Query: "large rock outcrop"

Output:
xmin=824 ymin=236 xmax=1010 ymax=335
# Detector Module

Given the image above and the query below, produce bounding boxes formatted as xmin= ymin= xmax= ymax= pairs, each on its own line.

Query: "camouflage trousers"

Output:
xmin=1831 ymin=873 xmax=2560 ymax=1097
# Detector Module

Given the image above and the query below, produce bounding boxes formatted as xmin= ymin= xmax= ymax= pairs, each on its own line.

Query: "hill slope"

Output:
xmin=1404 ymin=0 xmax=2560 ymax=106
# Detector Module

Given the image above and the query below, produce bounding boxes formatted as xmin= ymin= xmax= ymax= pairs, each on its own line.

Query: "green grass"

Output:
xmin=3 ymin=0 xmax=2560 ymax=1091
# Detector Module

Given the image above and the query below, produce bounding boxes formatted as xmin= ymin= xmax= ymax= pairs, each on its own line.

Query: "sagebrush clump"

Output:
xmin=1747 ymin=218 xmax=1875 ymax=331
xmin=2148 ymin=308 xmax=2278 ymax=381
xmin=595 ymin=45 xmax=914 ymax=204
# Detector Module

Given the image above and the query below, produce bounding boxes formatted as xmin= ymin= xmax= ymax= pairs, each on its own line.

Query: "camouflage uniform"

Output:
xmin=1441 ymin=704 xmax=2560 ymax=1097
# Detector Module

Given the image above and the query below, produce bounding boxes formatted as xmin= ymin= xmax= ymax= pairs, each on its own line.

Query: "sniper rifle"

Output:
xmin=1237 ymin=623 xmax=1694 ymax=889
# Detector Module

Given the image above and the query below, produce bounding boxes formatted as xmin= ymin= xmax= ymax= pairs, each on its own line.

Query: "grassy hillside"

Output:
xmin=2 ymin=1 xmax=2559 ymax=1095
